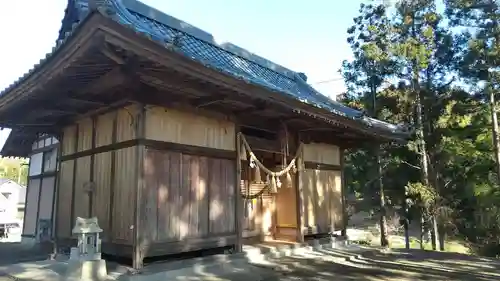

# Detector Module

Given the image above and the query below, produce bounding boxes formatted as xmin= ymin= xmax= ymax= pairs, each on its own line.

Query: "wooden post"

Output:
xmin=340 ymin=148 xmax=347 ymax=237
xmin=234 ymin=130 xmax=243 ymax=252
xmin=133 ymin=104 xmax=146 ymax=270
xmin=52 ymin=133 xmax=63 ymax=257
xmin=88 ymin=116 xmax=97 ymax=217
xmin=70 ymin=124 xmax=79 ymax=237
xmin=295 ymin=135 xmax=304 ymax=243
xmin=108 ymin=111 xmax=118 ymax=242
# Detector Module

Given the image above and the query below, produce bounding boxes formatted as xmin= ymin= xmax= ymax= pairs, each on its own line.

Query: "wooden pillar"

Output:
xmin=133 ymin=104 xmax=146 ymax=270
xmin=70 ymin=124 xmax=79 ymax=237
xmin=21 ymin=156 xmax=32 ymax=237
xmin=88 ymin=116 xmax=97 ymax=217
xmin=108 ymin=111 xmax=118 ymax=241
xmin=52 ymin=133 xmax=63 ymax=256
xmin=234 ymin=129 xmax=243 ymax=252
xmin=340 ymin=148 xmax=347 ymax=237
xmin=295 ymin=135 xmax=304 ymax=243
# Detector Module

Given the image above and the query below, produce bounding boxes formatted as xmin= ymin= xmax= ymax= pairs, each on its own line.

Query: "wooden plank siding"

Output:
xmin=144 ymin=106 xmax=235 ymax=151
xmin=112 ymin=146 xmax=136 ymax=244
xmin=139 ymin=106 xmax=237 ymax=256
xmin=55 ymin=104 xmax=241 ymax=261
xmin=301 ymin=142 xmax=344 ymax=234
xmin=56 ymin=105 xmax=140 ymax=246
xmin=141 ymin=149 xmax=236 ymax=254
xmin=56 ymin=160 xmax=74 ymax=238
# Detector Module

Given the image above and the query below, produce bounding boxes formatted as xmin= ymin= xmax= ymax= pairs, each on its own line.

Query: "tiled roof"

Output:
xmin=0 ymin=0 xmax=409 ymax=137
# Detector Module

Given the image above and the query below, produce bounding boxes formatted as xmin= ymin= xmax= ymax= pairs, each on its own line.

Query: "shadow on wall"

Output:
xmin=140 ymin=149 xmax=235 ymax=258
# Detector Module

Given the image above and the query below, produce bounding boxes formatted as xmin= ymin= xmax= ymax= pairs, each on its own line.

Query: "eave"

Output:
xmin=0 ymin=3 xmax=410 ymax=157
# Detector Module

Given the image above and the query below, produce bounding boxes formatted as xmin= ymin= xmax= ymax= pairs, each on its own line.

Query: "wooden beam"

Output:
xmin=70 ymin=123 xmax=79 ymax=237
xmin=235 ymin=128 xmax=243 ymax=252
xmin=340 ymin=149 xmax=347 ymax=237
xmin=191 ymin=94 xmax=227 ymax=108
xmin=108 ymin=111 xmax=118 ymax=241
xmin=83 ymin=67 xmax=127 ymax=94
xmin=52 ymin=131 xmax=63 ymax=256
xmin=295 ymin=133 xmax=304 ymax=243
xmin=88 ymin=116 xmax=97 ymax=217
xmin=102 ymin=43 xmax=126 ymax=65
xmin=62 ymin=97 xmax=107 ymax=107
xmin=232 ymin=100 xmax=268 ymax=117
xmin=133 ymin=104 xmax=146 ymax=270
xmin=303 ymin=162 xmax=342 ymax=171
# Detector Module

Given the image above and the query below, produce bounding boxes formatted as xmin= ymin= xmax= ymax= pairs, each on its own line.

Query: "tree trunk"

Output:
xmin=431 ymin=215 xmax=438 ymax=250
xmin=377 ymin=148 xmax=389 ymax=247
xmin=404 ymin=221 xmax=410 ymax=249
xmin=438 ymin=224 xmax=445 ymax=251
xmin=420 ymin=212 xmax=425 ymax=249
xmin=403 ymin=188 xmax=410 ymax=249
xmin=370 ymin=80 xmax=389 ymax=248
xmin=489 ymin=87 xmax=500 ymax=184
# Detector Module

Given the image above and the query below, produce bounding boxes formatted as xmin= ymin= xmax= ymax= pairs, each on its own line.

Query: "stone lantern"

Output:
xmin=64 ymin=217 xmax=107 ymax=281
xmin=71 ymin=217 xmax=103 ymax=261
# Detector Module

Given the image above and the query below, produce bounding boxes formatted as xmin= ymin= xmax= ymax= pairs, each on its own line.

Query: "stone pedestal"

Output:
xmin=63 ymin=259 xmax=107 ymax=281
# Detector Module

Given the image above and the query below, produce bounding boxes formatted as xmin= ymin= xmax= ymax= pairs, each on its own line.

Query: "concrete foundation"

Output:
xmin=63 ymin=259 xmax=107 ymax=281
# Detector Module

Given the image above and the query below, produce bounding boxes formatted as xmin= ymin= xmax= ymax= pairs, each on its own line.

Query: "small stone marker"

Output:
xmin=63 ymin=217 xmax=107 ymax=281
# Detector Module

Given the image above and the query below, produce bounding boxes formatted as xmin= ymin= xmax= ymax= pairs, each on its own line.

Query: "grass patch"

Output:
xmin=389 ymin=237 xmax=471 ymax=254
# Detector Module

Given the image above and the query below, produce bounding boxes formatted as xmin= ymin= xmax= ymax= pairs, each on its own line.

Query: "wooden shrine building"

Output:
xmin=0 ymin=0 xmax=408 ymax=268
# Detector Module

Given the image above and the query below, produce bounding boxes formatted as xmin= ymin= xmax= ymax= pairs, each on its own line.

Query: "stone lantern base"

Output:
xmin=63 ymin=259 xmax=107 ymax=281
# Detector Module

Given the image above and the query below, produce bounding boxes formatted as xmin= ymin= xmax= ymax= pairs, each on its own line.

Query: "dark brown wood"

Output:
xmin=33 ymin=180 xmax=43 ymax=236
xmin=69 ymin=123 xmax=79 ymax=237
xmin=28 ymin=171 xmax=58 ymax=180
xmin=52 ymin=133 xmax=63 ymax=254
xmin=108 ymin=111 xmax=118 ymax=242
xmin=60 ymin=138 xmax=237 ymax=162
xmin=29 ymin=143 xmax=59 ymax=157
xmin=21 ymin=159 xmax=32 ymax=236
xmin=60 ymin=139 xmax=138 ymax=161
xmin=133 ymin=104 xmax=146 ymax=269
xmin=143 ymin=235 xmax=237 ymax=257
xmin=303 ymin=162 xmax=342 ymax=171
xmin=234 ymin=129 xmax=243 ymax=252
xmin=295 ymin=134 xmax=304 ymax=243
xmin=89 ymin=116 xmax=97 ymax=217
xmin=142 ymin=139 xmax=236 ymax=160
xmin=340 ymin=149 xmax=347 ymax=237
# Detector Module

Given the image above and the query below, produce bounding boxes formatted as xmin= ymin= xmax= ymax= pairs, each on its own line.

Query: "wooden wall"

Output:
xmin=140 ymin=106 xmax=237 ymax=256
xmin=301 ymin=142 xmax=344 ymax=234
xmin=144 ymin=106 xmax=235 ymax=150
xmin=303 ymin=142 xmax=340 ymax=166
xmin=56 ymin=104 xmax=239 ymax=260
xmin=141 ymin=150 xmax=235 ymax=254
xmin=56 ymin=105 xmax=139 ymax=246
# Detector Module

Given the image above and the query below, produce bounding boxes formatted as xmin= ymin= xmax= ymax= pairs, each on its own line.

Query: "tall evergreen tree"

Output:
xmin=446 ymin=0 xmax=500 ymax=183
xmin=342 ymin=2 xmax=397 ymax=247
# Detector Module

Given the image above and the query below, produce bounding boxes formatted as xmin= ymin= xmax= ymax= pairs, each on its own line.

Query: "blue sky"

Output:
xmin=0 ymin=0 xmax=364 ymax=153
